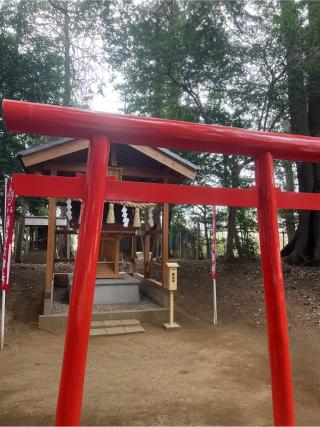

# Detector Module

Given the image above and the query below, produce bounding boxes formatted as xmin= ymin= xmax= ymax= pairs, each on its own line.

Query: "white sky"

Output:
xmin=91 ymin=84 xmax=123 ymax=114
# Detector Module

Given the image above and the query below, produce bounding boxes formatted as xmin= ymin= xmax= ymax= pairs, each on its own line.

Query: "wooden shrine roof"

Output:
xmin=18 ymin=138 xmax=198 ymax=181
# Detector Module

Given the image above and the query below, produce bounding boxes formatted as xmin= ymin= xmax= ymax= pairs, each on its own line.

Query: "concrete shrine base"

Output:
xmin=68 ymin=273 xmax=140 ymax=305
xmin=40 ymin=272 xmax=170 ymax=332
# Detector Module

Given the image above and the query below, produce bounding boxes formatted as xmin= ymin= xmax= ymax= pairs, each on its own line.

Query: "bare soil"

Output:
xmin=0 ymin=259 xmax=319 ymax=426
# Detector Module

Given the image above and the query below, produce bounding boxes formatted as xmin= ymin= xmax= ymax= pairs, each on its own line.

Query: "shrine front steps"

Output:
xmin=39 ymin=305 xmax=168 ymax=332
xmin=90 ymin=319 xmax=145 ymax=337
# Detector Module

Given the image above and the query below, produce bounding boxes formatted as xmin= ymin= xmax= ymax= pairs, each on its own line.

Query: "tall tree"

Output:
xmin=103 ymin=0 xmax=256 ymax=258
xmin=46 ymin=0 xmax=110 ymax=106
xmin=280 ymin=0 xmax=320 ymax=264
xmin=0 ymin=0 xmax=109 ymax=254
xmin=0 ymin=0 xmax=64 ymax=251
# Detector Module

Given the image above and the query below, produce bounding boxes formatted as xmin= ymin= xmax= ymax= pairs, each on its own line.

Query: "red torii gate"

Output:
xmin=4 ymin=99 xmax=320 ymax=427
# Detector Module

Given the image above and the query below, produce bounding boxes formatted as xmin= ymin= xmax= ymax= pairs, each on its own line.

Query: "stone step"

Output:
xmin=90 ymin=328 xmax=107 ymax=337
xmin=91 ymin=319 xmax=141 ymax=329
xmin=90 ymin=319 xmax=145 ymax=337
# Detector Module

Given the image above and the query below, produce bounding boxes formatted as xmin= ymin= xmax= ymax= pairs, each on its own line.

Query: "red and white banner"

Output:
xmin=211 ymin=206 xmax=217 ymax=280
xmin=1 ymin=179 xmax=15 ymax=292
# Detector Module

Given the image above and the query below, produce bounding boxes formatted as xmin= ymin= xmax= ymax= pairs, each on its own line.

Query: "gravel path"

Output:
xmin=51 ymin=287 xmax=161 ymax=315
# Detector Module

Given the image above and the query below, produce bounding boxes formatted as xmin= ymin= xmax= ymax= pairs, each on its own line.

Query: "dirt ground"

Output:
xmin=0 ymin=258 xmax=319 ymax=426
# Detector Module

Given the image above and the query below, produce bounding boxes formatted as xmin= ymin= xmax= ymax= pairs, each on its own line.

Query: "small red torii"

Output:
xmin=4 ymin=99 xmax=320 ymax=427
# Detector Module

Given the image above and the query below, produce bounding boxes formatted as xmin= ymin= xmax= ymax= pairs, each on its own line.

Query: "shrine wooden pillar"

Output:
xmin=45 ymin=169 xmax=57 ymax=298
xmin=25 ymin=226 xmax=30 ymax=256
xmin=144 ymin=210 xmax=151 ymax=278
xmin=131 ymin=233 xmax=137 ymax=273
xmin=162 ymin=178 xmax=169 ymax=286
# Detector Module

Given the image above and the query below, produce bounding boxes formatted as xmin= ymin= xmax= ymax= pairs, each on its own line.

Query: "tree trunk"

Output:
xmin=195 ymin=220 xmax=200 ymax=260
xmin=280 ymin=0 xmax=320 ymax=264
xmin=224 ymin=156 xmax=241 ymax=260
xmin=204 ymin=223 xmax=210 ymax=259
xmin=62 ymin=4 xmax=72 ymax=107
xmin=203 ymin=208 xmax=211 ymax=259
xmin=307 ymin=1 xmax=320 ymax=262
xmin=281 ymin=163 xmax=313 ymax=263
xmin=48 ymin=0 xmax=72 ymax=106
xmin=15 ymin=203 xmax=27 ymax=263
xmin=224 ymin=206 xmax=237 ymax=260
xmin=307 ymin=1 xmax=320 ymax=137
xmin=283 ymin=160 xmax=296 ymax=241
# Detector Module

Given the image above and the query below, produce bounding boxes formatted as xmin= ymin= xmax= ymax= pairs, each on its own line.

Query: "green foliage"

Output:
xmin=0 ymin=0 xmax=109 ymax=238
xmin=235 ymin=208 xmax=259 ymax=258
xmin=103 ymin=0 xmax=291 ymax=259
xmin=104 ymin=0 xmax=244 ymax=123
xmin=0 ymin=0 xmax=65 ymax=226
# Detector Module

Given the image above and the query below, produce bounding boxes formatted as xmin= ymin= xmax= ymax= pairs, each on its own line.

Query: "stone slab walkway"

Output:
xmin=90 ymin=319 xmax=145 ymax=337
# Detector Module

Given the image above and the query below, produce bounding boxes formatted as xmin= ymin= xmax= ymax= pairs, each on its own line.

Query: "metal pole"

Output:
xmin=212 ymin=206 xmax=217 ymax=327
xmin=213 ymin=279 xmax=217 ymax=326
xmin=1 ymin=178 xmax=8 ymax=350
xmin=1 ymin=241 xmax=11 ymax=350
xmin=255 ymin=152 xmax=295 ymax=426
xmin=55 ymin=135 xmax=109 ymax=426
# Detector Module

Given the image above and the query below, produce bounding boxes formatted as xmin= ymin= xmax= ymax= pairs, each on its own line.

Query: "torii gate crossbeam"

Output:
xmin=12 ymin=172 xmax=320 ymax=211
xmin=5 ymin=99 xmax=320 ymax=427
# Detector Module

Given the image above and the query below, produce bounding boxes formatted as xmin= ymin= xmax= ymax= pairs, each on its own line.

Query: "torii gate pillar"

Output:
xmin=55 ymin=135 xmax=110 ymax=426
xmin=256 ymin=152 xmax=295 ymax=426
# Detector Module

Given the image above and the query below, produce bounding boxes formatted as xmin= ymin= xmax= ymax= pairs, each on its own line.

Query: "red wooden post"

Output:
xmin=55 ymin=135 xmax=109 ymax=426
xmin=255 ymin=152 xmax=295 ymax=426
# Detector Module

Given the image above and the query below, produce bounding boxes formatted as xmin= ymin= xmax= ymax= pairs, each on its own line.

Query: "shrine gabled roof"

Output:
xmin=18 ymin=137 xmax=198 ymax=180
xmin=18 ymin=138 xmax=198 ymax=170
xmin=18 ymin=138 xmax=71 ymax=157
xmin=157 ymin=147 xmax=198 ymax=171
